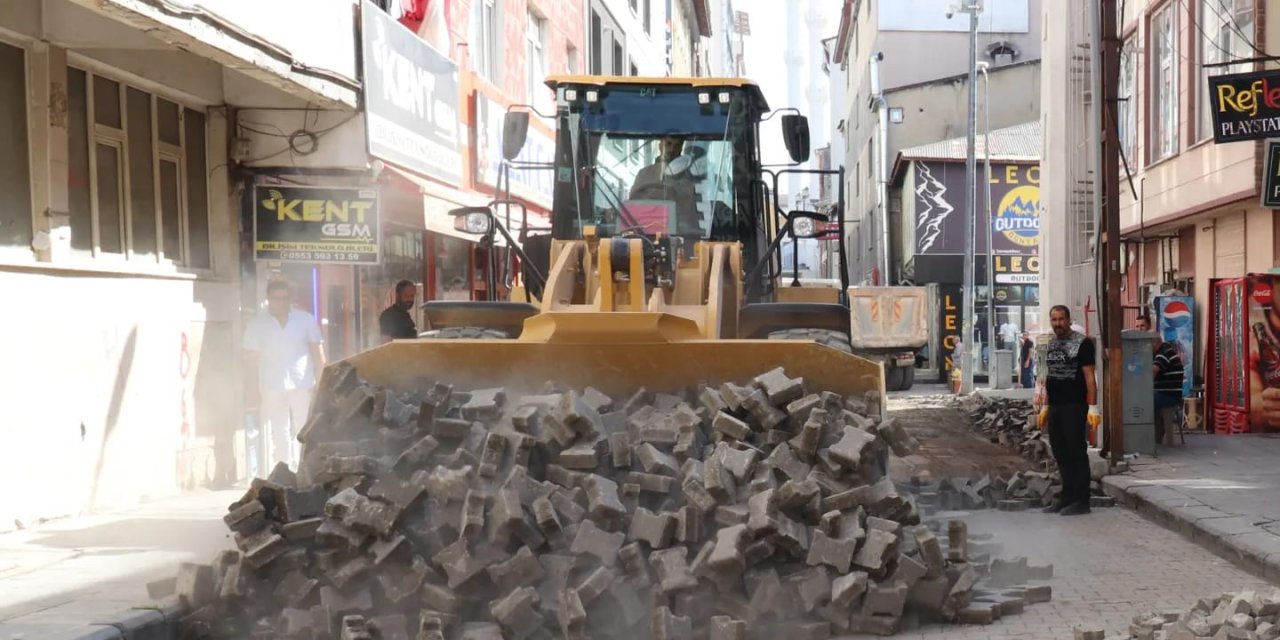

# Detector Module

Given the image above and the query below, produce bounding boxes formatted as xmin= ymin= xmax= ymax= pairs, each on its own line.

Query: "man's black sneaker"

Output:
xmin=1059 ymin=502 xmax=1091 ymax=516
xmin=1042 ymin=501 xmax=1066 ymax=514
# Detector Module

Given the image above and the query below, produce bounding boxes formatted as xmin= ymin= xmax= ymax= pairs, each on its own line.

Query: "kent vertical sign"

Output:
xmin=1208 ymin=70 xmax=1280 ymax=144
xmin=1263 ymin=140 xmax=1280 ymax=209
xmin=361 ymin=0 xmax=462 ymax=184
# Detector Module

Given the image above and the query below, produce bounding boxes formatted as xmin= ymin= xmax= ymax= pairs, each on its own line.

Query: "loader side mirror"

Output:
xmin=502 ymin=111 xmax=530 ymax=161
xmin=450 ymin=207 xmax=493 ymax=235
xmin=788 ymin=211 xmax=828 ymax=239
xmin=782 ymin=114 xmax=810 ymax=163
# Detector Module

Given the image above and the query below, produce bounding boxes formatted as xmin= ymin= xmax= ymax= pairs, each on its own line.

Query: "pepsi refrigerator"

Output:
xmin=1153 ymin=295 xmax=1195 ymax=400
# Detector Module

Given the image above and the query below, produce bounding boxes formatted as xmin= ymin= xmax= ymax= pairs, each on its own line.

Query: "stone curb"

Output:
xmin=44 ymin=600 xmax=187 ymax=640
xmin=1101 ymin=473 xmax=1280 ymax=586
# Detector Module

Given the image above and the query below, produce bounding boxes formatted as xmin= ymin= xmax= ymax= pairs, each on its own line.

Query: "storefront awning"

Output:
xmin=384 ymin=165 xmax=488 ymax=241
xmin=385 ymin=165 xmax=551 ymax=246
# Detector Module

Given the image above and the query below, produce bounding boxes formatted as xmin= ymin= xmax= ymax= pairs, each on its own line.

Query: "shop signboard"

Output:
xmin=361 ymin=0 xmax=462 ymax=185
xmin=992 ymin=254 xmax=1040 ymax=285
xmin=912 ymin=160 xmax=1041 ymax=256
xmin=1207 ymin=69 xmax=1280 ymax=144
xmin=254 ymin=185 xmax=381 ymax=265
xmin=474 ymin=93 xmax=556 ymax=209
xmin=1262 ymin=140 xmax=1280 ymax=209
xmin=938 ymin=284 xmax=963 ymax=373
xmin=1154 ymin=295 xmax=1195 ymax=400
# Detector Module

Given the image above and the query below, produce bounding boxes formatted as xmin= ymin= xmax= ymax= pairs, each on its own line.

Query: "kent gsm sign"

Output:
xmin=1208 ymin=70 xmax=1280 ymax=144
xmin=1264 ymin=140 xmax=1280 ymax=209
xmin=254 ymin=185 xmax=381 ymax=265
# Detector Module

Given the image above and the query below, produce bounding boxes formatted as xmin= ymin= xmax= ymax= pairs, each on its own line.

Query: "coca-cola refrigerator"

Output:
xmin=1212 ymin=274 xmax=1280 ymax=433
xmin=1209 ymin=278 xmax=1248 ymax=433
xmin=1245 ymin=273 xmax=1280 ymax=433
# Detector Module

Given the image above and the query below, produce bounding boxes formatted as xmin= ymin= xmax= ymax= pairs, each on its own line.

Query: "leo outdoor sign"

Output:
xmin=1208 ymin=70 xmax=1280 ymax=144
xmin=254 ymin=185 xmax=381 ymax=265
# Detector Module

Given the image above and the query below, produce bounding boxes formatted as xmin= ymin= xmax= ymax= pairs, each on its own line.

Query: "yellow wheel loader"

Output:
xmin=343 ymin=75 xmax=927 ymax=422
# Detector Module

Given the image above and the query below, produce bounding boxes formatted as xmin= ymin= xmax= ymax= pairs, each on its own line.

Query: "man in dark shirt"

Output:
xmin=379 ymin=280 xmax=419 ymax=342
xmin=1041 ymin=305 xmax=1097 ymax=516
xmin=1153 ymin=328 xmax=1185 ymax=445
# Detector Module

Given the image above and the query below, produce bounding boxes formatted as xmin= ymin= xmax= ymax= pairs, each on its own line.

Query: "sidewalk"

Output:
xmin=0 ymin=488 xmax=240 ymax=639
xmin=1101 ymin=432 xmax=1280 ymax=584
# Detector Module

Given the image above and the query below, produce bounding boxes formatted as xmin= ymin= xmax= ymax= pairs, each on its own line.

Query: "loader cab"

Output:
xmin=497 ymin=77 xmax=790 ymax=290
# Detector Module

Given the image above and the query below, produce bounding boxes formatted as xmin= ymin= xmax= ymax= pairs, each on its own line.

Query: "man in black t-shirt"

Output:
xmin=1041 ymin=304 xmax=1097 ymax=516
xmin=379 ymin=280 xmax=419 ymax=343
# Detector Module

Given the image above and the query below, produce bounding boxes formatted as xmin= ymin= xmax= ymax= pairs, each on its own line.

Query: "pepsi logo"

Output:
xmin=1160 ymin=300 xmax=1192 ymax=328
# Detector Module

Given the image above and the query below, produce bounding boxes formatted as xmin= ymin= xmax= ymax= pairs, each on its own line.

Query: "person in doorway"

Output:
xmin=1039 ymin=305 xmax=1097 ymax=516
xmin=1135 ymin=314 xmax=1152 ymax=332
xmin=1020 ymin=331 xmax=1035 ymax=389
xmin=1000 ymin=319 xmax=1020 ymax=350
xmin=1153 ymin=327 xmax=1185 ymax=445
xmin=379 ymin=279 xmax=419 ymax=342
xmin=242 ymin=280 xmax=326 ymax=470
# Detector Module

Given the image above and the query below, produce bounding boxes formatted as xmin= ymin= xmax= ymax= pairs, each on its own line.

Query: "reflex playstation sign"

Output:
xmin=1208 ymin=69 xmax=1280 ymax=144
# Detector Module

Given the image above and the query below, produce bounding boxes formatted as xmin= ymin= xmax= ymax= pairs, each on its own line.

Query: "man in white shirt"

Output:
xmin=243 ymin=280 xmax=326 ymax=470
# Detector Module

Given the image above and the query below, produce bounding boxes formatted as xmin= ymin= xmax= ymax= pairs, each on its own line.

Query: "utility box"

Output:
xmin=1121 ymin=329 xmax=1157 ymax=456
xmin=993 ymin=349 xmax=1014 ymax=389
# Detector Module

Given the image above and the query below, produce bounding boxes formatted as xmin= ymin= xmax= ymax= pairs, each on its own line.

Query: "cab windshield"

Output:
xmin=552 ymin=85 xmax=753 ymax=242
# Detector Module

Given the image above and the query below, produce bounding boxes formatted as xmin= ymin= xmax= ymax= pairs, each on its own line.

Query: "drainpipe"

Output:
xmin=870 ymin=52 xmax=891 ymax=283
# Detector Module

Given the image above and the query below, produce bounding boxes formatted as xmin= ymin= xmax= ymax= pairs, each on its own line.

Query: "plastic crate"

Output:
xmin=1213 ymin=408 xmax=1250 ymax=434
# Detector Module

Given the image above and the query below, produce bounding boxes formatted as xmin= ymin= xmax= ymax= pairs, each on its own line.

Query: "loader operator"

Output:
xmin=628 ymin=136 xmax=704 ymax=237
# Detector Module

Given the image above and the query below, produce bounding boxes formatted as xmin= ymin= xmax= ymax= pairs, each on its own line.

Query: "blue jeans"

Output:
xmin=1020 ymin=367 xmax=1034 ymax=388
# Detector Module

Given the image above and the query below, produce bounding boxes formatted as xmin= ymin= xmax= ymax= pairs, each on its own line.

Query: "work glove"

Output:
xmin=1087 ymin=406 xmax=1103 ymax=430
xmin=1037 ymin=407 xmax=1048 ymax=430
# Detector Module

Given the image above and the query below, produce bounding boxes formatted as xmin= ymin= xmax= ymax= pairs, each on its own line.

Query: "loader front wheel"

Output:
xmin=766 ymin=328 xmax=854 ymax=354
xmin=418 ymin=326 xmax=511 ymax=340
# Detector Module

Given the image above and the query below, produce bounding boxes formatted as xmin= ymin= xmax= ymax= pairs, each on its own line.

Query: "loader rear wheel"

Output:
xmin=766 ymin=328 xmax=854 ymax=354
xmin=418 ymin=326 xmax=511 ymax=340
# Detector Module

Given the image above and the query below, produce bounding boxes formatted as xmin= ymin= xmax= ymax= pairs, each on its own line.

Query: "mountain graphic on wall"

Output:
xmin=915 ymin=164 xmax=954 ymax=253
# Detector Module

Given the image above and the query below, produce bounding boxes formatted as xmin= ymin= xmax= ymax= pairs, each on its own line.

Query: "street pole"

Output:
xmin=980 ymin=62 xmax=996 ymax=389
xmin=960 ymin=1 xmax=980 ymax=394
xmin=1099 ymin=0 xmax=1125 ymax=462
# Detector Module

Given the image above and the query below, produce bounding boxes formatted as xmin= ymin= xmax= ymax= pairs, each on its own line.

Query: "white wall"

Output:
xmin=597 ymin=0 xmax=668 ymax=75
xmin=879 ymin=0 xmax=1029 ymax=33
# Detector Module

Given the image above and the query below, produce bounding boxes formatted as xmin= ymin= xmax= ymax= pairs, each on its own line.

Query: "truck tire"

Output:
xmin=900 ymin=366 xmax=915 ymax=391
xmin=418 ymin=326 xmax=511 ymax=340
xmin=885 ymin=366 xmax=906 ymax=392
xmin=766 ymin=328 xmax=854 ymax=354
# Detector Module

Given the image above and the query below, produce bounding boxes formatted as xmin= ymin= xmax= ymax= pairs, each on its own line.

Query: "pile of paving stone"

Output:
xmin=1072 ymin=588 xmax=1280 ymax=639
xmin=960 ymin=395 xmax=1053 ymax=469
xmin=951 ymin=395 xmax=1114 ymax=510
xmin=163 ymin=362 xmax=1060 ymax=639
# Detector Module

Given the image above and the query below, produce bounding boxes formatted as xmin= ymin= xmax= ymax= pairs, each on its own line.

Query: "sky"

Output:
xmin=737 ymin=0 xmax=845 ymax=189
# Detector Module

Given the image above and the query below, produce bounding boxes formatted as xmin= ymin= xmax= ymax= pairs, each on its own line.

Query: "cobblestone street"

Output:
xmin=893 ymin=507 xmax=1276 ymax=640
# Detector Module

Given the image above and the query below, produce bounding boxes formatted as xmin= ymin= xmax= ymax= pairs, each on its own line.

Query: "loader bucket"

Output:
xmin=340 ymin=337 xmax=886 ymax=412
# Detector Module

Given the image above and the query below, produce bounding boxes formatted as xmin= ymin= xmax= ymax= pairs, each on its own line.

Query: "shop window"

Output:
xmin=0 ymin=39 xmax=32 ymax=252
xmin=434 ymin=234 xmax=473 ymax=301
xmin=66 ymin=66 xmax=211 ymax=269
xmin=1148 ymin=3 xmax=1178 ymax=163
xmin=1196 ymin=0 xmax=1255 ymax=143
